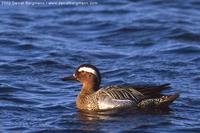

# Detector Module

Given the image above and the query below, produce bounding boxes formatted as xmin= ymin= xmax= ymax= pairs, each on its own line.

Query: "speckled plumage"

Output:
xmin=76 ymin=84 xmax=179 ymax=110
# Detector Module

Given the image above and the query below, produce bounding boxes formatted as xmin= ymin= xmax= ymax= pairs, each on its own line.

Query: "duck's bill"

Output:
xmin=61 ymin=75 xmax=77 ymax=81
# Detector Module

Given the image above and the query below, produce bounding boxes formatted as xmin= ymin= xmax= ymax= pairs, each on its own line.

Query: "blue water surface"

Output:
xmin=0 ymin=0 xmax=200 ymax=132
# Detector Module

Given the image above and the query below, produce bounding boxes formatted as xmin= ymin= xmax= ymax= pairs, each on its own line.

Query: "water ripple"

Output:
xmin=161 ymin=46 xmax=200 ymax=54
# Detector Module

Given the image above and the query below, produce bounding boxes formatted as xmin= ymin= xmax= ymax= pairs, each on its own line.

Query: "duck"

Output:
xmin=61 ymin=64 xmax=179 ymax=111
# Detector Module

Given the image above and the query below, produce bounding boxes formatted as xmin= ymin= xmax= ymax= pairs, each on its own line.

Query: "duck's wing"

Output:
xmin=100 ymin=83 xmax=170 ymax=100
xmin=103 ymin=85 xmax=146 ymax=101
xmin=96 ymin=84 xmax=177 ymax=110
xmin=95 ymin=85 xmax=145 ymax=110
xmin=128 ymin=83 xmax=171 ymax=98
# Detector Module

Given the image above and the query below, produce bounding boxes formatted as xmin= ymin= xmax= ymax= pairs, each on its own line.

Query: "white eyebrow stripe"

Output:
xmin=78 ymin=67 xmax=97 ymax=76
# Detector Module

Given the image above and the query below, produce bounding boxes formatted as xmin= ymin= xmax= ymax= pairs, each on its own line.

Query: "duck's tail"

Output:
xmin=138 ymin=93 xmax=179 ymax=109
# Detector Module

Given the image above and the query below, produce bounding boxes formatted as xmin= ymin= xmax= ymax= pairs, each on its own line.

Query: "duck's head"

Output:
xmin=62 ymin=64 xmax=101 ymax=90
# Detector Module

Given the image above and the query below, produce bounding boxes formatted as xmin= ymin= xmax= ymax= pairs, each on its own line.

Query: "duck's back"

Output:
xmin=95 ymin=86 xmax=139 ymax=110
xmin=95 ymin=84 xmax=178 ymax=110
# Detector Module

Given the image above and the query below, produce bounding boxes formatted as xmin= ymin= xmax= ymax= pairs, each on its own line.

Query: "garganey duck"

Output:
xmin=62 ymin=64 xmax=179 ymax=111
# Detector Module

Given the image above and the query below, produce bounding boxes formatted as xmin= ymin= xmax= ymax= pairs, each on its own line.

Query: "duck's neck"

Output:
xmin=79 ymin=80 xmax=99 ymax=96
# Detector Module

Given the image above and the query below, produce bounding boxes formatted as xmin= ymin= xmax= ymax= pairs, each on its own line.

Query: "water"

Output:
xmin=0 ymin=0 xmax=200 ymax=132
